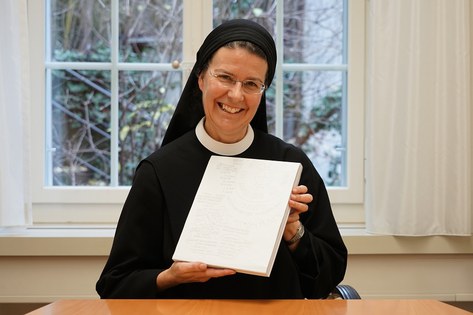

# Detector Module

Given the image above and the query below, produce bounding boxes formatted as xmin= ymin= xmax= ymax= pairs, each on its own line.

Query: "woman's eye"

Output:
xmin=218 ymin=74 xmax=234 ymax=83
xmin=244 ymin=81 xmax=258 ymax=88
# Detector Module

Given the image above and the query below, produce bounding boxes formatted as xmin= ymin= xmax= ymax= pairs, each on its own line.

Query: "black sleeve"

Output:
xmin=96 ymin=160 xmax=166 ymax=298
xmin=290 ymin=154 xmax=348 ymax=298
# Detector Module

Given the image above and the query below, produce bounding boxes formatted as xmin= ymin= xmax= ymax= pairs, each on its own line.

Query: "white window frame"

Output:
xmin=28 ymin=0 xmax=365 ymax=225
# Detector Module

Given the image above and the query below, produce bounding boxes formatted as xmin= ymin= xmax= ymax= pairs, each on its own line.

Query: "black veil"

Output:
xmin=161 ymin=19 xmax=277 ymax=146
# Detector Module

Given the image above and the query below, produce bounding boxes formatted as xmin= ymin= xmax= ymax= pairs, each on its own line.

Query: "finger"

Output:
xmin=290 ymin=192 xmax=313 ymax=204
xmin=286 ymin=213 xmax=300 ymax=224
xmin=288 ymin=199 xmax=309 ymax=213
xmin=178 ymin=262 xmax=205 ymax=271
xmin=206 ymin=268 xmax=236 ymax=278
xmin=174 ymin=263 xmax=235 ymax=281
xmin=192 ymin=268 xmax=236 ymax=283
xmin=170 ymin=262 xmax=206 ymax=280
xmin=292 ymin=185 xmax=308 ymax=194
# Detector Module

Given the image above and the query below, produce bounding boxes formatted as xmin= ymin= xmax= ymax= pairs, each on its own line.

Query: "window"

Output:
xmin=29 ymin=0 xmax=364 ymax=224
xmin=46 ymin=0 xmax=183 ymax=187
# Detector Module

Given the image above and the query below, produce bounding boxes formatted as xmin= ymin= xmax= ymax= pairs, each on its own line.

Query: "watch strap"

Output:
xmin=286 ymin=223 xmax=304 ymax=245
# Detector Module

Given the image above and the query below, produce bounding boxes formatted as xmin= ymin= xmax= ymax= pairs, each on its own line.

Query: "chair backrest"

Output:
xmin=328 ymin=284 xmax=361 ymax=299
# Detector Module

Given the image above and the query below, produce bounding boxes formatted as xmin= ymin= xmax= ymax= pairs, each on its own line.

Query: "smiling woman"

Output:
xmin=96 ymin=19 xmax=347 ymax=300
xmin=198 ymin=47 xmax=267 ymax=143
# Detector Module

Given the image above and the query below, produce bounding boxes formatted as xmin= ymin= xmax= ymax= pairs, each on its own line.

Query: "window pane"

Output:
xmin=284 ymin=0 xmax=344 ymax=64
xmin=264 ymin=71 xmax=345 ymax=187
xmin=118 ymin=70 xmax=182 ymax=185
xmin=263 ymin=85 xmax=276 ymax=134
xmin=119 ymin=0 xmax=183 ymax=63
xmin=283 ymin=70 xmax=345 ymax=186
xmin=50 ymin=0 xmax=111 ymax=62
xmin=213 ymin=0 xmax=276 ymax=29
xmin=50 ymin=70 xmax=111 ymax=186
xmin=213 ymin=0 xmax=347 ymax=187
xmin=47 ymin=1 xmax=185 ymax=187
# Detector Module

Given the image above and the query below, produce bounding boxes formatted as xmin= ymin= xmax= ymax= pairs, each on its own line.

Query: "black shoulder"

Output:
xmin=143 ymin=131 xmax=198 ymax=165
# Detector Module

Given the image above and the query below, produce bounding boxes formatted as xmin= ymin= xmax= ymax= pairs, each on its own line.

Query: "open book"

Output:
xmin=172 ymin=155 xmax=303 ymax=277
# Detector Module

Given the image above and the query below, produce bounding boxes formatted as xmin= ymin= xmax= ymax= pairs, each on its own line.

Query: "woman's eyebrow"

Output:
xmin=213 ymin=68 xmax=264 ymax=82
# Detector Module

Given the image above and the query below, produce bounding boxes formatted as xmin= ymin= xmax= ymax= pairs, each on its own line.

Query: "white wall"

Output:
xmin=0 ymin=231 xmax=472 ymax=302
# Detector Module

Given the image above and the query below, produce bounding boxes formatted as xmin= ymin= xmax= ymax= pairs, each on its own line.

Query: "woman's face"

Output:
xmin=198 ymin=46 xmax=268 ymax=143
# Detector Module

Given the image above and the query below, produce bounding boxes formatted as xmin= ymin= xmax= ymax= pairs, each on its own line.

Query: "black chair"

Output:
xmin=328 ymin=284 xmax=361 ymax=299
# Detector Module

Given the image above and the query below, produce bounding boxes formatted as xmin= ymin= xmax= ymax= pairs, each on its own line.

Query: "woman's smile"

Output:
xmin=218 ymin=102 xmax=244 ymax=114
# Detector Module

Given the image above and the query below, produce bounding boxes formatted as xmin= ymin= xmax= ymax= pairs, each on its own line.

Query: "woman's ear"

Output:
xmin=197 ymin=72 xmax=205 ymax=92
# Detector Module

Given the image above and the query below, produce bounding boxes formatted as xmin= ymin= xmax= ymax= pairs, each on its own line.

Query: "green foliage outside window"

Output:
xmin=48 ymin=0 xmax=345 ymax=187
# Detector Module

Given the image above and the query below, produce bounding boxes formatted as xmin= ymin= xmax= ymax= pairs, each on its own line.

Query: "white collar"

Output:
xmin=195 ymin=117 xmax=254 ymax=156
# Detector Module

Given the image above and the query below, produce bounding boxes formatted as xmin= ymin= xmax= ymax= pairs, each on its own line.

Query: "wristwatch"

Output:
xmin=286 ymin=223 xmax=305 ymax=245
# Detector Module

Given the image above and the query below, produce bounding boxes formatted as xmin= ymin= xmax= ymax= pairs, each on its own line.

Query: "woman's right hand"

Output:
xmin=156 ymin=261 xmax=236 ymax=291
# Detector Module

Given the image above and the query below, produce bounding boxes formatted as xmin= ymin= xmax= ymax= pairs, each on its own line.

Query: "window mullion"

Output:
xmin=44 ymin=0 xmax=53 ymax=186
xmin=282 ymin=64 xmax=348 ymax=71
xmin=45 ymin=62 xmax=112 ymax=70
xmin=110 ymin=0 xmax=119 ymax=186
xmin=274 ymin=0 xmax=284 ymax=139
xmin=340 ymin=0 xmax=349 ymax=187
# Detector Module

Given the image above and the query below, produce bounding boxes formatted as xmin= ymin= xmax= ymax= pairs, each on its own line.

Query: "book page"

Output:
xmin=172 ymin=156 xmax=302 ymax=276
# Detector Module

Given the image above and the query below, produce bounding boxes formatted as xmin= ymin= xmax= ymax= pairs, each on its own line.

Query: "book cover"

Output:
xmin=172 ymin=155 xmax=303 ymax=277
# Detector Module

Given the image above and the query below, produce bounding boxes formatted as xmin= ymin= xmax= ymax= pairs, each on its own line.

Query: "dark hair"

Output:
xmin=225 ymin=41 xmax=267 ymax=60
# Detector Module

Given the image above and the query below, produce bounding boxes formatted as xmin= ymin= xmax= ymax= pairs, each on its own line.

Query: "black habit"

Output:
xmin=96 ymin=126 xmax=347 ymax=299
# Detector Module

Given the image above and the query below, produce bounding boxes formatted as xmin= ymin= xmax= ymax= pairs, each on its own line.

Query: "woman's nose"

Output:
xmin=227 ymin=82 xmax=245 ymax=100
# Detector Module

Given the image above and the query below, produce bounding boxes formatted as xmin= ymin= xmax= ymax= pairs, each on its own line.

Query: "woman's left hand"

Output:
xmin=283 ymin=185 xmax=313 ymax=246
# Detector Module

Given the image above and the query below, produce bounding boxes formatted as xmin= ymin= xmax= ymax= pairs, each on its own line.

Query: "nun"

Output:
xmin=96 ymin=19 xmax=347 ymax=299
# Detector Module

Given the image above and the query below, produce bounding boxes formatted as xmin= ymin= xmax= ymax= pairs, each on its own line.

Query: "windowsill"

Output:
xmin=0 ymin=226 xmax=472 ymax=256
xmin=0 ymin=226 xmax=115 ymax=256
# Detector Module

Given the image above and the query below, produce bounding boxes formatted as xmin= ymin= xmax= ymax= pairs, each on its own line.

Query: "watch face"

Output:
xmin=296 ymin=224 xmax=304 ymax=237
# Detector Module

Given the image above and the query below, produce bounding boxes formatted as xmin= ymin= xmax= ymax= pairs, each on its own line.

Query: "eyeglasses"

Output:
xmin=208 ymin=70 xmax=266 ymax=95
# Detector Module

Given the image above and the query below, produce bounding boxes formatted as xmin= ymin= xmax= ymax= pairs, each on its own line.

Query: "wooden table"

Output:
xmin=26 ymin=299 xmax=472 ymax=315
